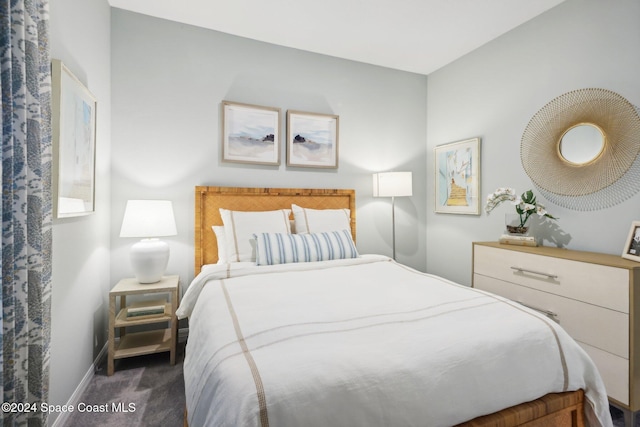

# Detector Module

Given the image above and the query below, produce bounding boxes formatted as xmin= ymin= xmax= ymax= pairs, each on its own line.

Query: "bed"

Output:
xmin=178 ymin=186 xmax=612 ymax=427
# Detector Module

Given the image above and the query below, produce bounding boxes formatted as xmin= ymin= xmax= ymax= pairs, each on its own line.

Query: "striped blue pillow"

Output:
xmin=254 ymin=230 xmax=359 ymax=266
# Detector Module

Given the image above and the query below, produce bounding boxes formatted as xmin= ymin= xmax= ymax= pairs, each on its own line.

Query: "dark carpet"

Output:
xmin=64 ymin=340 xmax=630 ymax=426
xmin=64 ymin=342 xmax=185 ymax=427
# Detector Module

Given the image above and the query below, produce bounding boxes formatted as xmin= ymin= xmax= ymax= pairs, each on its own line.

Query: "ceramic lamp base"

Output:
xmin=130 ymin=238 xmax=170 ymax=283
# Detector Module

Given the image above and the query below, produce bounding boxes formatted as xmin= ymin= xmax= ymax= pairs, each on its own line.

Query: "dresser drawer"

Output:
xmin=579 ymin=342 xmax=629 ymax=406
xmin=474 ymin=274 xmax=629 ymax=359
xmin=474 ymin=245 xmax=629 ymax=313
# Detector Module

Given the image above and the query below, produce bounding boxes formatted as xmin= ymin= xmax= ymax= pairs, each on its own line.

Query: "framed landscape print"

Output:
xmin=51 ymin=59 xmax=97 ymax=218
xmin=286 ymin=110 xmax=339 ymax=168
xmin=434 ymin=137 xmax=481 ymax=215
xmin=222 ymin=101 xmax=281 ymax=165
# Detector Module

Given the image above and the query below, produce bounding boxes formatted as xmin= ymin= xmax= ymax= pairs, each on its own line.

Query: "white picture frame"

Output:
xmin=52 ymin=59 xmax=97 ymax=218
xmin=434 ymin=137 xmax=481 ymax=215
xmin=286 ymin=110 xmax=339 ymax=168
xmin=221 ymin=101 xmax=281 ymax=166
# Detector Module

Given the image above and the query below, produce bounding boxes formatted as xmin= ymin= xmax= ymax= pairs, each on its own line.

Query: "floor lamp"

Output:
xmin=372 ymin=172 xmax=413 ymax=260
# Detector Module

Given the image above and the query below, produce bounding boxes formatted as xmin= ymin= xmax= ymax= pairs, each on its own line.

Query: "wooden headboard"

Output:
xmin=195 ymin=186 xmax=356 ymax=274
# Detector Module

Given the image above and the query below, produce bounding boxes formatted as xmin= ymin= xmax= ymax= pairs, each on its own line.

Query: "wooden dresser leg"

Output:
xmin=623 ymin=409 xmax=634 ymax=427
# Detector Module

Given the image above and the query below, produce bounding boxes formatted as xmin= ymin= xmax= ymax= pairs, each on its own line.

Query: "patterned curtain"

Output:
xmin=0 ymin=0 xmax=53 ymax=426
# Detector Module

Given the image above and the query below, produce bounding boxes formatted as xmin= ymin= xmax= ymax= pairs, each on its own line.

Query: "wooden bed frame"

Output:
xmin=188 ymin=185 xmax=586 ymax=427
xmin=194 ymin=186 xmax=356 ymax=274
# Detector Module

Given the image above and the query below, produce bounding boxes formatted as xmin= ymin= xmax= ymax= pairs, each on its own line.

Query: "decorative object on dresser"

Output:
xmin=120 ymin=200 xmax=178 ymax=283
xmin=51 ymin=59 xmax=97 ymax=218
xmin=521 ymin=88 xmax=640 ymax=211
xmin=221 ymin=100 xmax=281 ymax=166
xmin=434 ymin=137 xmax=481 ymax=215
xmin=108 ymin=275 xmax=180 ymax=376
xmin=472 ymin=241 xmax=640 ymax=425
xmin=372 ymin=171 xmax=413 ymax=260
xmin=286 ymin=110 xmax=339 ymax=168
xmin=622 ymin=221 xmax=640 ymax=262
xmin=484 ymin=187 xmax=557 ymax=242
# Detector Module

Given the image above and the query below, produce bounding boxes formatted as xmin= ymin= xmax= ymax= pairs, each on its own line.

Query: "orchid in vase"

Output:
xmin=485 ymin=188 xmax=557 ymax=234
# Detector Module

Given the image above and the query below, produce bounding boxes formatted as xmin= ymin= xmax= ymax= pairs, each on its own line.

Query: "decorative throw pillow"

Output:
xmin=254 ymin=229 xmax=359 ymax=266
xmin=219 ymin=208 xmax=291 ymax=262
xmin=291 ymin=204 xmax=351 ymax=234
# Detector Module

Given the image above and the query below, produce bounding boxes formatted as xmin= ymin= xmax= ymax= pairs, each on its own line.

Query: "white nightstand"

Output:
xmin=108 ymin=275 xmax=180 ymax=376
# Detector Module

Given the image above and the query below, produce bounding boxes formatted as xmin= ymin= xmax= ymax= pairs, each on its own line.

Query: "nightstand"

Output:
xmin=108 ymin=275 xmax=180 ymax=376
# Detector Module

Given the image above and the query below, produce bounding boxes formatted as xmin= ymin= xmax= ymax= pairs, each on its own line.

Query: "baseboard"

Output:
xmin=50 ymin=342 xmax=108 ymax=427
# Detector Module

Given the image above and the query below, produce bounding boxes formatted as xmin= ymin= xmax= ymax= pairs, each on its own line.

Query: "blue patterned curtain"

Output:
xmin=0 ymin=0 xmax=52 ymax=426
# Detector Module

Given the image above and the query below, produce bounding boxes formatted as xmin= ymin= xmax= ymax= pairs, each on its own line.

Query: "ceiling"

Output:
xmin=107 ymin=0 xmax=565 ymax=75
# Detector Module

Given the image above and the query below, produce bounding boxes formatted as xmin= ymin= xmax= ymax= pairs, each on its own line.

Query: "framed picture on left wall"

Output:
xmin=52 ymin=59 xmax=97 ymax=218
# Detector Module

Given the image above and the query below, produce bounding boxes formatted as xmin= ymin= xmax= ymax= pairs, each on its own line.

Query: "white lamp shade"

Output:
xmin=373 ymin=172 xmax=413 ymax=197
xmin=120 ymin=200 xmax=177 ymax=238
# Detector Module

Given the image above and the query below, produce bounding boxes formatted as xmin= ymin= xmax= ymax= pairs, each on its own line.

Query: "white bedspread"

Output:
xmin=179 ymin=255 xmax=612 ymax=427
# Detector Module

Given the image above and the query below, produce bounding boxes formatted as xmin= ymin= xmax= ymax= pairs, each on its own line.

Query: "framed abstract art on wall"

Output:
xmin=286 ymin=110 xmax=339 ymax=168
xmin=221 ymin=101 xmax=281 ymax=166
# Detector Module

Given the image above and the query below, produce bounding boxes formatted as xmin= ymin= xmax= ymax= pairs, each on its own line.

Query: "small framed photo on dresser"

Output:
xmin=622 ymin=221 xmax=640 ymax=262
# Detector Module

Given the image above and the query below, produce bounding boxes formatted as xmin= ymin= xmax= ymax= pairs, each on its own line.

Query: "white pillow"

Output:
xmin=254 ymin=229 xmax=359 ymax=266
xmin=291 ymin=204 xmax=351 ymax=234
xmin=211 ymin=226 xmax=228 ymax=264
xmin=220 ymin=208 xmax=292 ymax=262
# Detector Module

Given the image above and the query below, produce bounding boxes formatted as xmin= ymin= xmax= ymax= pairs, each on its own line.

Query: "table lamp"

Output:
xmin=120 ymin=200 xmax=177 ymax=283
xmin=373 ymin=172 xmax=413 ymax=260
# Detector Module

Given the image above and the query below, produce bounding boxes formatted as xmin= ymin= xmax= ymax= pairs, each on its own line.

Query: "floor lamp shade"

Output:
xmin=372 ymin=172 xmax=413 ymax=197
xmin=372 ymin=172 xmax=413 ymax=260
xmin=120 ymin=200 xmax=177 ymax=283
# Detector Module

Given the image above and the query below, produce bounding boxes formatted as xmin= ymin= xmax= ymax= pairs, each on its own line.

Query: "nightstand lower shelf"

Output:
xmin=108 ymin=275 xmax=180 ymax=375
xmin=114 ymin=329 xmax=172 ymax=359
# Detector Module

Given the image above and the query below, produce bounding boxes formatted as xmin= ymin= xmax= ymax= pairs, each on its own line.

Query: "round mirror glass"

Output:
xmin=559 ymin=124 xmax=605 ymax=165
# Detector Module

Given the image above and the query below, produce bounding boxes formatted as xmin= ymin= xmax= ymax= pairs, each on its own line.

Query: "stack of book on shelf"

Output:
xmin=499 ymin=234 xmax=537 ymax=247
xmin=126 ymin=304 xmax=165 ymax=319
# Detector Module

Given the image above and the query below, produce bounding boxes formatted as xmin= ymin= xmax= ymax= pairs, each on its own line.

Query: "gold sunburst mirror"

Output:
xmin=521 ymin=88 xmax=640 ymax=211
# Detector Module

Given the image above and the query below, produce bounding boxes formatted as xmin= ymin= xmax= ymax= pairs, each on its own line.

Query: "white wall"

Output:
xmin=48 ymin=0 xmax=111 ymax=424
xmin=426 ymin=0 xmax=640 ymax=285
xmin=109 ymin=9 xmax=429 ymax=289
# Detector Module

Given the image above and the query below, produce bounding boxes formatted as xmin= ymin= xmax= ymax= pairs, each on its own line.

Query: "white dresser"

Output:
xmin=472 ymin=241 xmax=640 ymax=417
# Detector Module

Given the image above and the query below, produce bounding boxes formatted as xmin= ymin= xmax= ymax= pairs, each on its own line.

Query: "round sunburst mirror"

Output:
xmin=558 ymin=123 xmax=605 ymax=166
xmin=521 ymin=88 xmax=640 ymax=211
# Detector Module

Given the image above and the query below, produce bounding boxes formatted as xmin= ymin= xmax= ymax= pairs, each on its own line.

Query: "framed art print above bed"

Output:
xmin=221 ymin=101 xmax=281 ymax=166
xmin=286 ymin=110 xmax=339 ymax=168
xmin=434 ymin=137 xmax=481 ymax=215
xmin=51 ymin=59 xmax=97 ymax=218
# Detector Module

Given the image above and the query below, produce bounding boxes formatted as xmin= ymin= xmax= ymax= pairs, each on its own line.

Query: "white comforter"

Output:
xmin=179 ymin=255 xmax=612 ymax=427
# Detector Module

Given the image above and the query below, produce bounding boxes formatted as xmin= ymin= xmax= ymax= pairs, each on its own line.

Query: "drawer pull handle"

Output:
xmin=518 ymin=302 xmax=558 ymax=320
xmin=510 ymin=266 xmax=558 ymax=279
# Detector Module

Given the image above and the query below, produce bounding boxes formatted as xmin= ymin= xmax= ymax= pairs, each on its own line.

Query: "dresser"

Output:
xmin=472 ymin=241 xmax=640 ymax=417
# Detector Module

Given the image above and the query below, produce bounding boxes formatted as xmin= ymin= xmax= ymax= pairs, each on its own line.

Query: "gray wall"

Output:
xmin=110 ymin=9 xmax=429 ymax=290
xmin=426 ymin=0 xmax=640 ymax=286
xmin=49 ymin=0 xmax=111 ymax=424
